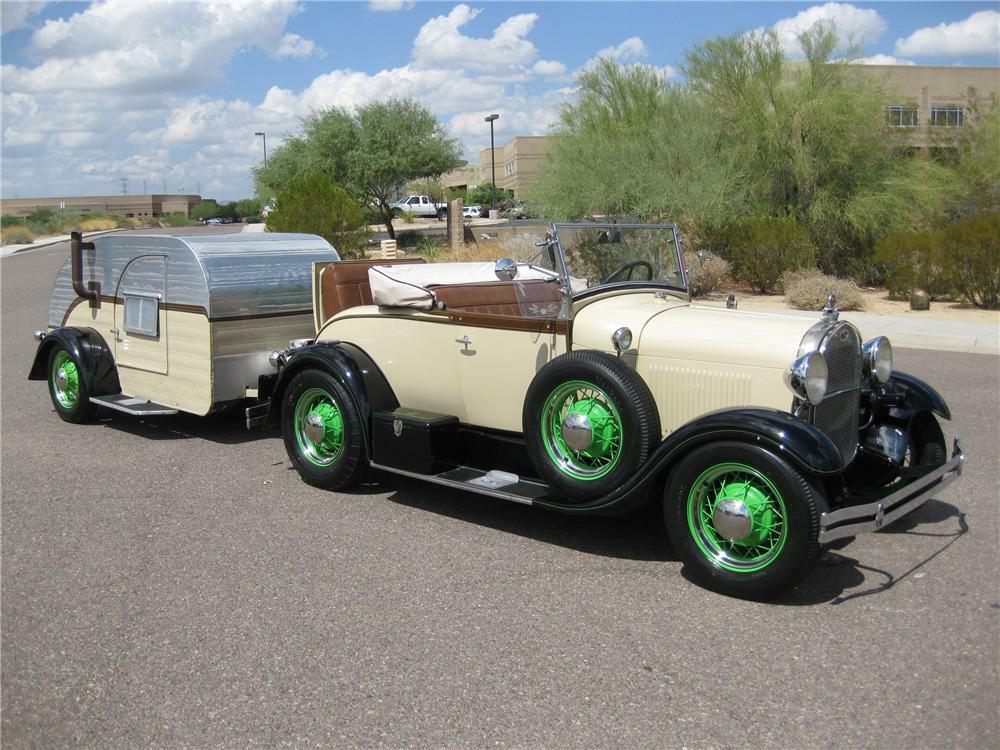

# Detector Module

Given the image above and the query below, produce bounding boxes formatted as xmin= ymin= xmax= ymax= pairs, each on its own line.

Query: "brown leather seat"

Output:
xmin=320 ymin=257 xmax=425 ymax=322
xmin=432 ymin=279 xmax=562 ymax=318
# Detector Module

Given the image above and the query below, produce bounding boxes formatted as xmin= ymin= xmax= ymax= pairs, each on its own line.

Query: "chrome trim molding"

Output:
xmin=819 ymin=438 xmax=964 ymax=543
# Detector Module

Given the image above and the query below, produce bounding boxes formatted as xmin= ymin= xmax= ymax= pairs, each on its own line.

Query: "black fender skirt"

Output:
xmin=265 ymin=342 xmax=399 ymax=455
xmin=535 ymin=407 xmax=844 ymax=515
xmin=881 ymin=371 xmax=951 ymax=420
xmin=28 ymin=327 xmax=120 ymax=396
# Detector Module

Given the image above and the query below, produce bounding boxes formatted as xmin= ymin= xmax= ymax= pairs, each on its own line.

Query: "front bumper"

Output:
xmin=819 ymin=439 xmax=964 ymax=543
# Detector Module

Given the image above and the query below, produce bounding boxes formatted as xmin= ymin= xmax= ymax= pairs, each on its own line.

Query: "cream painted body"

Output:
xmin=64 ymin=303 xmax=214 ymax=415
xmin=572 ymin=294 xmax=815 ymax=434
xmin=318 ymin=307 xmax=567 ymax=432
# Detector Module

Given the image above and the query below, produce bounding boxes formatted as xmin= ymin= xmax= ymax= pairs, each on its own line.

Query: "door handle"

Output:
xmin=455 ymin=335 xmax=472 ymax=351
xmin=110 ymin=327 xmax=121 ymax=336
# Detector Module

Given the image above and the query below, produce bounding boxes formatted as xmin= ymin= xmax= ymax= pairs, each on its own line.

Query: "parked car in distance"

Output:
xmin=203 ymin=217 xmax=222 ymax=225
xmin=389 ymin=195 xmax=448 ymax=218
xmin=462 ymin=205 xmax=481 ymax=219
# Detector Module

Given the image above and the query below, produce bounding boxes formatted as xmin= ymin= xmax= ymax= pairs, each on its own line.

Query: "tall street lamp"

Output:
xmin=484 ymin=113 xmax=499 ymax=214
xmin=254 ymin=131 xmax=267 ymax=168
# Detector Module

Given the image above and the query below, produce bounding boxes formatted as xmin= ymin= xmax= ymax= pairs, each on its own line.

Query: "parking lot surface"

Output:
xmin=2 ymin=229 xmax=997 ymax=748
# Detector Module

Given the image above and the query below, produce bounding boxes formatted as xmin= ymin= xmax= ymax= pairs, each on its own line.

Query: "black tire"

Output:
xmin=47 ymin=345 xmax=97 ymax=423
xmin=907 ymin=412 xmax=947 ymax=468
xmin=663 ymin=441 xmax=828 ymax=600
xmin=523 ymin=351 xmax=660 ymax=501
xmin=281 ymin=368 xmax=367 ymax=490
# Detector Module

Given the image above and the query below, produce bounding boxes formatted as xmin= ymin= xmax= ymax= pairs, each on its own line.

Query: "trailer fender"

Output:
xmin=28 ymin=327 xmax=120 ymax=396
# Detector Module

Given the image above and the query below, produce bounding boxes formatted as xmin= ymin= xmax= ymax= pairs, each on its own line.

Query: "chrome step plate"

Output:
xmin=90 ymin=394 xmax=179 ymax=416
xmin=369 ymin=462 xmax=551 ymax=505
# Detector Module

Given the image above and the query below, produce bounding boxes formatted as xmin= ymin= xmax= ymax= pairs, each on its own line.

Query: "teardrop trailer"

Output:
xmin=30 ymin=225 xmax=965 ymax=599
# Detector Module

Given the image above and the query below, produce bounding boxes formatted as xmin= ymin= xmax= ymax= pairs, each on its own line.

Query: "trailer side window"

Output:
xmin=124 ymin=294 xmax=159 ymax=337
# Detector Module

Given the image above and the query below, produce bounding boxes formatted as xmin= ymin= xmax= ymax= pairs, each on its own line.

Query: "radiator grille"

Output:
xmin=813 ymin=323 xmax=862 ymax=463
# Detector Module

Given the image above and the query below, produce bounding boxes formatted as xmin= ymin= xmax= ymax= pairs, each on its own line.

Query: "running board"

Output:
xmin=369 ymin=462 xmax=550 ymax=505
xmin=90 ymin=394 xmax=179 ymax=416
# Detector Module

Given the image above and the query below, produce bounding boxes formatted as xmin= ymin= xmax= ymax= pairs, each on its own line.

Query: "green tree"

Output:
xmin=266 ymin=173 xmax=368 ymax=258
xmin=952 ymin=102 xmax=1000 ymax=216
xmin=466 ymin=183 xmax=513 ymax=208
xmin=255 ymin=98 xmax=461 ymax=239
xmin=233 ymin=197 xmax=263 ymax=220
xmin=190 ymin=201 xmax=220 ymax=221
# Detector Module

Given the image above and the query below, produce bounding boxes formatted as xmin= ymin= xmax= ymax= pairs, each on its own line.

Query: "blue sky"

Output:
xmin=2 ymin=1 xmax=998 ymax=200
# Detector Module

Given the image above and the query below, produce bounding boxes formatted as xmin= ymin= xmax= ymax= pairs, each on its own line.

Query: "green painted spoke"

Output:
xmin=686 ymin=462 xmax=788 ymax=574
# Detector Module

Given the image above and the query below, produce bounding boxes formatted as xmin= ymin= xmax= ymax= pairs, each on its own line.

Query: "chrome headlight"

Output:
xmin=611 ymin=326 xmax=633 ymax=352
xmin=863 ymin=337 xmax=892 ymax=384
xmin=784 ymin=351 xmax=828 ymax=405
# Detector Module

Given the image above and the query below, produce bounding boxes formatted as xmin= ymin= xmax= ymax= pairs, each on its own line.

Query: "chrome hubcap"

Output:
xmin=56 ymin=367 xmax=68 ymax=390
xmin=304 ymin=412 xmax=326 ymax=444
xmin=561 ymin=412 xmax=593 ymax=452
xmin=713 ymin=499 xmax=752 ymax=541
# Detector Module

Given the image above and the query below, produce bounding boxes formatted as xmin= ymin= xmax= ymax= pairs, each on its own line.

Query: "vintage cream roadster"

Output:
xmin=31 ymin=225 xmax=964 ymax=598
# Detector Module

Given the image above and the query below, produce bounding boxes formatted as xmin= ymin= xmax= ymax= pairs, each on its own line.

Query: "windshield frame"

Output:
xmin=548 ymin=222 xmax=689 ymax=299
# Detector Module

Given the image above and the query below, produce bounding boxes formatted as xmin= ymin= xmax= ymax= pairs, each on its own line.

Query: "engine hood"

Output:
xmin=573 ymin=293 xmax=820 ymax=432
xmin=573 ymin=294 xmax=815 ymax=369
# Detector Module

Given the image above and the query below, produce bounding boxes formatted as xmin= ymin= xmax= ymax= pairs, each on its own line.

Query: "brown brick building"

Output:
xmin=1 ymin=194 xmax=203 ymax=219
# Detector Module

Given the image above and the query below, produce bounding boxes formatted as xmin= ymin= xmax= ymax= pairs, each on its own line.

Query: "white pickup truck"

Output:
xmin=388 ymin=195 xmax=447 ymax=218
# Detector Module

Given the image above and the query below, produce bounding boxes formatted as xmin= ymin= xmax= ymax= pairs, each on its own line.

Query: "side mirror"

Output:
xmin=494 ymin=258 xmax=518 ymax=281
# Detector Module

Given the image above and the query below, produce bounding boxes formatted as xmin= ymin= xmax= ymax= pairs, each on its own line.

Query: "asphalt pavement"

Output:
xmin=2 ymin=229 xmax=998 ymax=748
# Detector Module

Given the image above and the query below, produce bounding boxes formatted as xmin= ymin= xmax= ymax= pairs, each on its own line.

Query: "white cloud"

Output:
xmin=7 ymin=0 xmax=318 ymax=94
xmin=849 ymin=54 xmax=915 ymax=66
xmin=760 ymin=2 xmax=888 ymax=58
xmin=894 ymin=10 xmax=1000 ymax=57
xmin=368 ymin=0 xmax=415 ymax=11
xmin=275 ymin=33 xmax=322 ymax=59
xmin=595 ymin=36 xmax=648 ymax=63
xmin=0 ymin=3 xmax=677 ymax=200
xmin=412 ymin=4 xmax=541 ymax=74
xmin=1 ymin=1 xmax=49 ymax=35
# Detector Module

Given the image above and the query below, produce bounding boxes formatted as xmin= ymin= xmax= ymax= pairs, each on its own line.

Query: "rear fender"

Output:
xmin=28 ymin=327 xmax=120 ymax=396
xmin=266 ymin=342 xmax=399 ymax=456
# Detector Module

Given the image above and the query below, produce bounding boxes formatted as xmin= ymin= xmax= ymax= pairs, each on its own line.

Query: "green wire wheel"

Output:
xmin=523 ymin=351 xmax=660 ymax=502
xmin=540 ymin=380 xmax=624 ymax=480
xmin=664 ymin=441 xmax=827 ymax=600
xmin=281 ymin=368 xmax=367 ymax=490
xmin=685 ymin=462 xmax=787 ymax=572
xmin=46 ymin=345 xmax=97 ymax=423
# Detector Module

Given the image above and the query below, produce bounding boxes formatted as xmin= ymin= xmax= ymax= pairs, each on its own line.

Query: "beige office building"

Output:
xmin=848 ymin=64 xmax=998 ymax=153
xmin=477 ymin=136 xmax=551 ymax=199
xmin=1 ymin=194 xmax=203 ymax=219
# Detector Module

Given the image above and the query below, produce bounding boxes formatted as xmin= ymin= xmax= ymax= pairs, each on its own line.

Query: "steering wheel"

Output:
xmin=601 ymin=260 xmax=653 ymax=284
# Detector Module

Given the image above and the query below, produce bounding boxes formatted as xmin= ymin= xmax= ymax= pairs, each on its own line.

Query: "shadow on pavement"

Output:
xmin=380 ymin=472 xmax=675 ymax=564
xmin=92 ymin=406 xmax=275 ymax=446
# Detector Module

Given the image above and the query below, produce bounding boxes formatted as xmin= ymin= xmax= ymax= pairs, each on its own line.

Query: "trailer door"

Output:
xmin=113 ymin=255 xmax=168 ymax=375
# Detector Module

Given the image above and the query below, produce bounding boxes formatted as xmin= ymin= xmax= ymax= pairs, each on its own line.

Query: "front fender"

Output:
xmin=535 ymin=407 xmax=844 ymax=515
xmin=882 ymin=371 xmax=951 ymax=420
xmin=28 ymin=327 xmax=120 ymax=396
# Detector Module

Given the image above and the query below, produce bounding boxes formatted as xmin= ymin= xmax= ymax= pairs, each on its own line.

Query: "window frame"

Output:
xmin=123 ymin=293 xmax=161 ymax=337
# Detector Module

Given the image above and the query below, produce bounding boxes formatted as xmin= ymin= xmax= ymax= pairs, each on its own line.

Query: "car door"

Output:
xmin=113 ymin=255 xmax=167 ymax=375
xmin=454 ymin=320 xmax=567 ymax=433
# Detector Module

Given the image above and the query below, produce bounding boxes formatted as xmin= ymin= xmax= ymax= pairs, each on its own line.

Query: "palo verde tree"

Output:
xmin=266 ymin=172 xmax=368 ymax=258
xmin=256 ymin=98 xmax=461 ymax=239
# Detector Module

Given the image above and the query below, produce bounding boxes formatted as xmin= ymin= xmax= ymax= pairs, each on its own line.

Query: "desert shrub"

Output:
xmin=683 ymin=251 xmax=731 ymax=297
xmin=786 ymin=274 xmax=865 ymax=311
xmin=1 ymin=225 xmax=35 ymax=245
xmin=401 ymin=210 xmax=416 ymax=224
xmin=161 ymin=212 xmax=196 ymax=227
xmin=779 ymin=266 xmax=824 ymax=293
xmin=1 ymin=215 xmax=26 ymax=227
xmin=940 ymin=213 xmax=1000 ymax=309
xmin=412 ymin=236 xmax=447 ymax=259
xmin=266 ymin=172 xmax=368 ymax=258
xmin=394 ymin=231 xmax=421 ymax=247
xmin=873 ymin=228 xmax=950 ymax=300
xmin=73 ymin=218 xmax=118 ymax=232
xmin=725 ymin=217 xmax=816 ymax=293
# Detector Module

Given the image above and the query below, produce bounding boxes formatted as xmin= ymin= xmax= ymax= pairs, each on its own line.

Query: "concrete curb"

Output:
xmin=1 ymin=228 xmax=126 ymax=258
